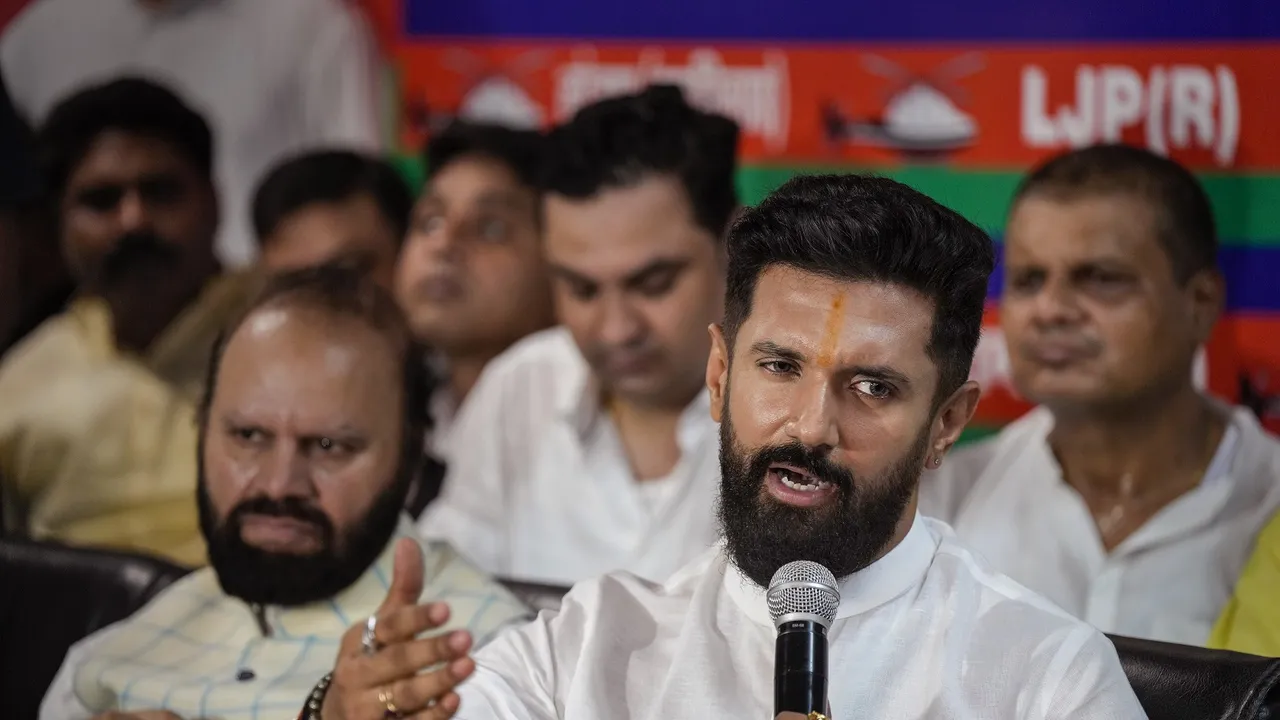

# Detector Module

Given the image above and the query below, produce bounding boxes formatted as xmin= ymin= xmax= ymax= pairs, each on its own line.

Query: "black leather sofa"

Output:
xmin=1111 ymin=634 xmax=1280 ymax=720
xmin=0 ymin=537 xmax=189 ymax=720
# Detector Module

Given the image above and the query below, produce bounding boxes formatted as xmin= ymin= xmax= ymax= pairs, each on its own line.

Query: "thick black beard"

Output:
xmin=717 ymin=401 xmax=928 ymax=588
xmin=197 ymin=464 xmax=411 ymax=607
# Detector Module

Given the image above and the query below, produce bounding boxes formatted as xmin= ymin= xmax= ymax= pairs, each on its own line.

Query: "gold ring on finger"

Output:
xmin=378 ymin=687 xmax=401 ymax=718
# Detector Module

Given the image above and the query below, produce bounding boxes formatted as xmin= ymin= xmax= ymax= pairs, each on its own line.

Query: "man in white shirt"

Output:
xmin=395 ymin=121 xmax=555 ymax=465
xmin=418 ymin=85 xmax=740 ymax=586
xmin=919 ymin=144 xmax=1280 ymax=646
xmin=452 ymin=174 xmax=1146 ymax=719
xmin=41 ymin=265 xmax=530 ymax=720
xmin=2 ymin=0 xmax=383 ymax=266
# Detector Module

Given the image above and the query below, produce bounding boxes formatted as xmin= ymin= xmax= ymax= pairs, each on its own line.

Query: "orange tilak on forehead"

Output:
xmin=816 ymin=293 xmax=846 ymax=369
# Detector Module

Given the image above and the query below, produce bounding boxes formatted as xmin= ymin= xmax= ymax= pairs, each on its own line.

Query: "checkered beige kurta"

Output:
xmin=43 ymin=518 xmax=532 ymax=720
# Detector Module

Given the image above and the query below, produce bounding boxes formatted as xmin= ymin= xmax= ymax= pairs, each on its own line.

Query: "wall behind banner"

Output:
xmin=358 ymin=0 xmax=1280 ymax=438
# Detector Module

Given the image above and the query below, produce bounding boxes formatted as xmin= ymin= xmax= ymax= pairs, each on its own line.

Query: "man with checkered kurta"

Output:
xmin=41 ymin=265 xmax=531 ymax=720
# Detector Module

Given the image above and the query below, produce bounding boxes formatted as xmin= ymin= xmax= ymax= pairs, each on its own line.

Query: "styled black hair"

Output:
xmin=252 ymin=149 xmax=414 ymax=246
xmin=1013 ymin=143 xmax=1217 ymax=283
xmin=425 ymin=119 xmax=547 ymax=190
xmin=199 ymin=263 xmax=431 ymax=472
xmin=725 ymin=174 xmax=995 ymax=402
xmin=543 ymin=84 xmax=740 ymax=238
xmin=37 ymin=77 xmax=214 ymax=199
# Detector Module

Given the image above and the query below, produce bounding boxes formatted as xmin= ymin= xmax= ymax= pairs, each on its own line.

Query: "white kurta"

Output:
xmin=1 ymin=0 xmax=383 ymax=267
xmin=418 ymin=327 xmax=721 ymax=586
xmin=919 ymin=403 xmax=1280 ymax=646
xmin=456 ymin=515 xmax=1148 ymax=719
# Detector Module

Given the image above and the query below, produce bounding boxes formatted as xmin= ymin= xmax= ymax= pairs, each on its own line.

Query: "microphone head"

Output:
xmin=766 ymin=560 xmax=840 ymax=629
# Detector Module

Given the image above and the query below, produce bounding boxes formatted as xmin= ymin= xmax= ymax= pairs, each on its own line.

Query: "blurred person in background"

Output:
xmin=252 ymin=149 xmax=413 ymax=291
xmin=0 ymin=78 xmax=252 ymax=565
xmin=920 ymin=144 xmax=1280 ymax=646
xmin=395 ymin=121 xmax=554 ymax=472
xmin=255 ymin=147 xmax=434 ymax=516
xmin=418 ymin=85 xmax=739 ymax=587
xmin=1 ymin=0 xmax=383 ymax=268
xmin=0 ymin=75 xmax=27 ymax=350
xmin=0 ymin=71 xmax=65 ymax=360
xmin=1209 ymin=508 xmax=1280 ymax=655
xmin=40 ymin=265 xmax=529 ymax=720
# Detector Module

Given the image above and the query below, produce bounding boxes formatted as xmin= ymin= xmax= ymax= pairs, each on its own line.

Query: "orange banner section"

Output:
xmin=971 ymin=309 xmax=1280 ymax=432
xmin=392 ymin=43 xmax=1280 ymax=170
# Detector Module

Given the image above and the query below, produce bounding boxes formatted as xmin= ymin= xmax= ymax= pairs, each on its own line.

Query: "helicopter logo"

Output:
xmin=403 ymin=48 xmax=550 ymax=137
xmin=823 ymin=53 xmax=983 ymax=160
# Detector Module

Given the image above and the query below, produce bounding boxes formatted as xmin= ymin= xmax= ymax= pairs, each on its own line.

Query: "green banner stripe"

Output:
xmin=391 ymin=154 xmax=426 ymax=195
xmin=737 ymin=166 xmax=1280 ymax=246
xmin=391 ymin=155 xmax=1280 ymax=246
xmin=956 ymin=425 xmax=1003 ymax=447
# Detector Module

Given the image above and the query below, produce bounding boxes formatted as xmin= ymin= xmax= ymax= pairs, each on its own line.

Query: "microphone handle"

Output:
xmin=774 ymin=620 xmax=829 ymax=716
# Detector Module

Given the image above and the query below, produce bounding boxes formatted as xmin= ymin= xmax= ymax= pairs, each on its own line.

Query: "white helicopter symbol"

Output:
xmin=823 ymin=53 xmax=984 ymax=158
xmin=405 ymin=48 xmax=549 ymax=134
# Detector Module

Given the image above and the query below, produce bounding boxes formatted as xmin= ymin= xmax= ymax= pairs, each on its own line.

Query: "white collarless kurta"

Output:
xmin=919 ymin=403 xmax=1280 ymax=645
xmin=456 ymin=515 xmax=1147 ymax=719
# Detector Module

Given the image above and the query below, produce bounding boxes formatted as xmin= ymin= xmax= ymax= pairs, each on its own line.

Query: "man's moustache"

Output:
xmin=751 ymin=443 xmax=855 ymax=493
xmin=98 ymin=232 xmax=181 ymax=277
xmin=228 ymin=496 xmax=333 ymax=532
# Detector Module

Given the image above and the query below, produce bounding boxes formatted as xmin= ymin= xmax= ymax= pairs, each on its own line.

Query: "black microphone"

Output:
xmin=767 ymin=561 xmax=840 ymax=717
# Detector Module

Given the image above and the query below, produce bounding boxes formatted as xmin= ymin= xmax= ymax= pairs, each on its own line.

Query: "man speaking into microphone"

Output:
xmin=452 ymin=174 xmax=1147 ymax=718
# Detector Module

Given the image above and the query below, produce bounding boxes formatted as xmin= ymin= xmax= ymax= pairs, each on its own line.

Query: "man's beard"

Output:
xmin=717 ymin=400 xmax=928 ymax=588
xmin=197 ymin=465 xmax=411 ymax=607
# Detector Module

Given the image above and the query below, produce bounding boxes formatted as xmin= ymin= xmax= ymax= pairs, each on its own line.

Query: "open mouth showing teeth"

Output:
xmin=771 ymin=465 xmax=831 ymax=493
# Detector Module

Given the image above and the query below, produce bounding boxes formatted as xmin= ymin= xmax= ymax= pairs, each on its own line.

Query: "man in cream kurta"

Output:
xmin=42 ymin=517 xmax=529 ymax=720
xmin=0 ymin=79 xmax=255 ymax=566
xmin=0 ymin=278 xmax=248 ymax=566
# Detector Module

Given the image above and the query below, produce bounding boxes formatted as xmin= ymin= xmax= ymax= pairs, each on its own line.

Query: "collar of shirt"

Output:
xmin=553 ymin=345 xmax=715 ymax=456
xmin=65 ymin=271 xmax=252 ymax=396
xmin=723 ymin=512 xmax=938 ymax=628
xmin=260 ymin=514 xmax=419 ymax=638
xmin=1033 ymin=398 xmax=1244 ymax=488
xmin=1027 ymin=401 xmax=1250 ymax=555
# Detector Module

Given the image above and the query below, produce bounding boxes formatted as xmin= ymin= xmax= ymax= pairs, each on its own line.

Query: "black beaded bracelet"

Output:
xmin=298 ymin=671 xmax=334 ymax=720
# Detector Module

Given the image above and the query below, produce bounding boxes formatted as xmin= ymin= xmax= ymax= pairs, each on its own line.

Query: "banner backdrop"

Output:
xmin=361 ymin=0 xmax=1280 ymax=436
